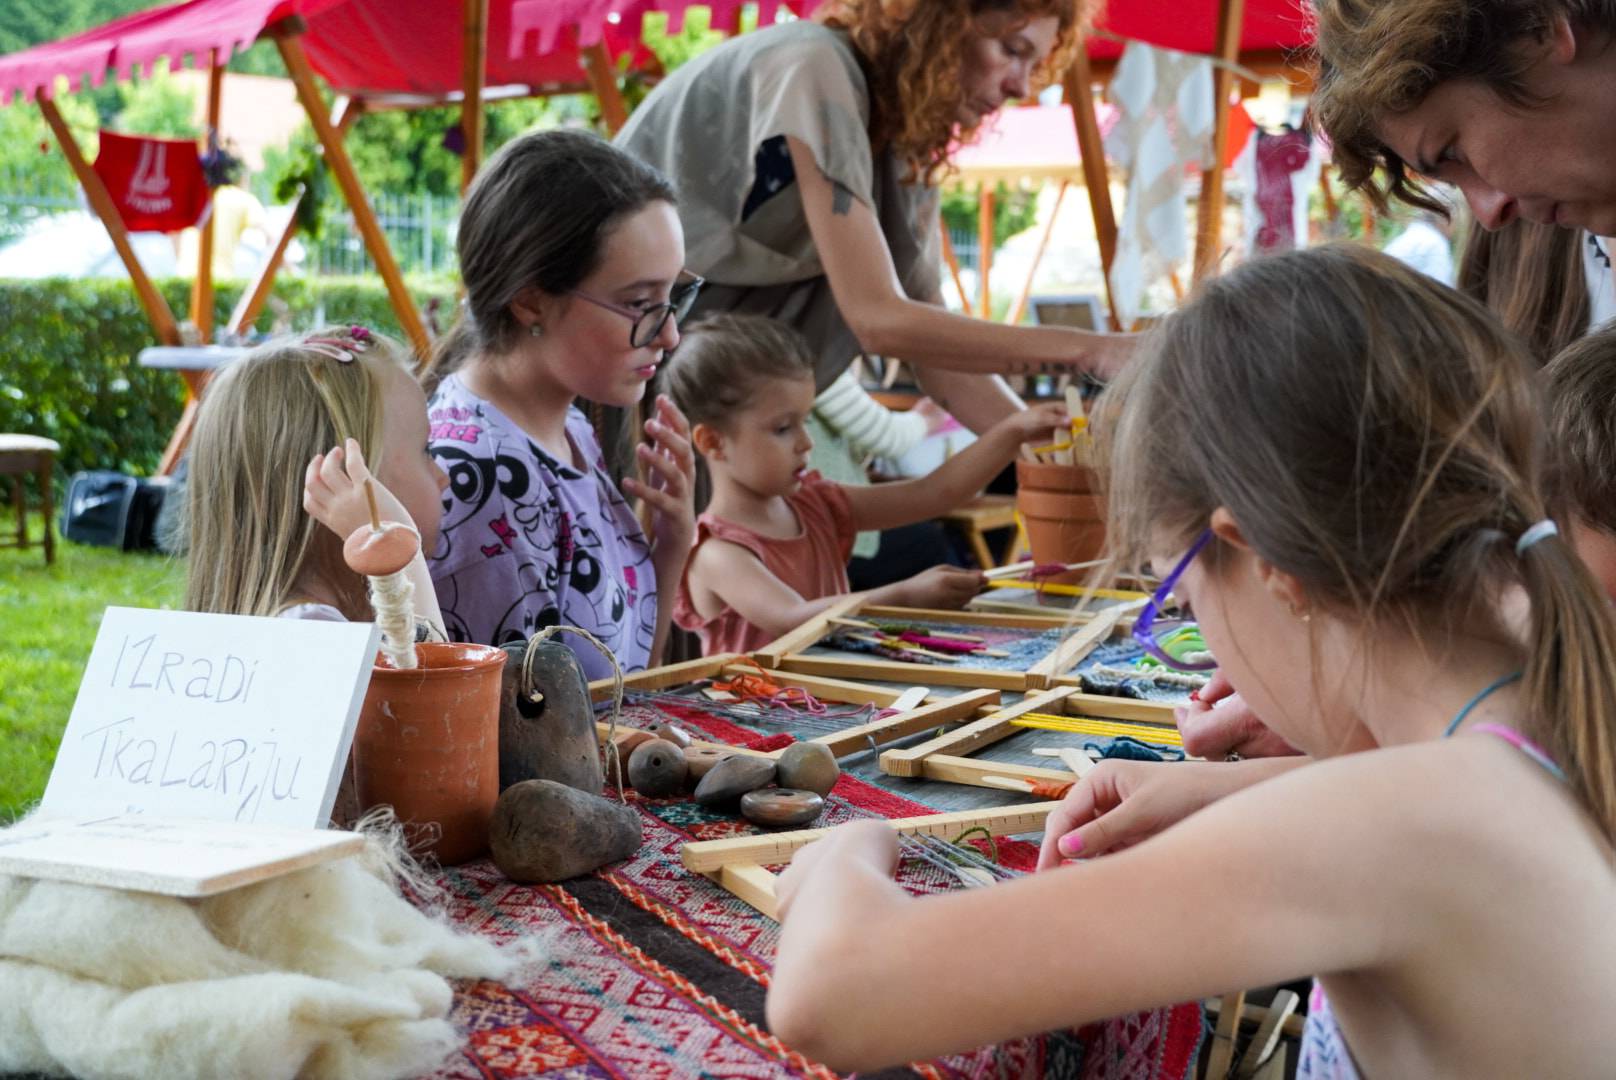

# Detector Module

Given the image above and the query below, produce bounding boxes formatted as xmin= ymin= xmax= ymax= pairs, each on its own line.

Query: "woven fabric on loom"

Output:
xmin=824 ymin=620 xmax=1069 ymax=671
xmin=426 ymin=773 xmax=1204 ymax=1080
xmin=1072 ymin=640 xmax=1198 ymax=704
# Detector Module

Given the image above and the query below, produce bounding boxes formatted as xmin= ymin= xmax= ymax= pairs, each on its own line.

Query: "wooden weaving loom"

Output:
xmin=681 ymin=801 xmax=1059 ymax=919
xmin=587 ymin=654 xmax=1001 ymax=760
xmin=753 ymin=597 xmax=1127 ymax=691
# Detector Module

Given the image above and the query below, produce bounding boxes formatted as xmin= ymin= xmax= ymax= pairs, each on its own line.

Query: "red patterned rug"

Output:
xmin=426 ymin=746 xmax=1204 ymax=1080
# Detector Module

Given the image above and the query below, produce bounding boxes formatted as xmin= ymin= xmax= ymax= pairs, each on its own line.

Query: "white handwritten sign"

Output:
xmin=41 ymin=607 xmax=380 ymax=828
xmin=0 ymin=814 xmax=366 ymax=897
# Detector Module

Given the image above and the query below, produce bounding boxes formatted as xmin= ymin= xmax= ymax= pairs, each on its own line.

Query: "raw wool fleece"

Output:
xmin=0 ymin=831 xmax=537 ymax=1080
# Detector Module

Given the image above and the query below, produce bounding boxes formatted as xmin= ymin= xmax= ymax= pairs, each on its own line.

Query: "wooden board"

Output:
xmin=0 ymin=814 xmax=364 ymax=897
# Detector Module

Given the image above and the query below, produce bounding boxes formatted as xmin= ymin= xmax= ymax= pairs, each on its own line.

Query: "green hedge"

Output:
xmin=0 ymin=275 xmax=458 ymax=483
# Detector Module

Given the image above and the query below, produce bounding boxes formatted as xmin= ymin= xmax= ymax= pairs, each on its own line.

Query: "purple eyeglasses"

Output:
xmin=1131 ymin=527 xmax=1217 ymax=671
xmin=572 ymin=272 xmax=704 ymax=349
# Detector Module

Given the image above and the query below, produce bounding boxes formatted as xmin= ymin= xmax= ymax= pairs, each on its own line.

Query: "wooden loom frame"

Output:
xmin=587 ymin=654 xmax=1001 ymax=761
xmin=879 ymin=684 xmax=1182 ymax=793
xmin=752 ymin=597 xmax=1127 ymax=692
xmin=680 ymin=801 xmax=1058 ymax=920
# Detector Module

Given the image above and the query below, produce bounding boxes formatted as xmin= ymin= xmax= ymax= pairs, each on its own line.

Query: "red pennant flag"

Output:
xmin=91 ymin=129 xmax=210 ymax=233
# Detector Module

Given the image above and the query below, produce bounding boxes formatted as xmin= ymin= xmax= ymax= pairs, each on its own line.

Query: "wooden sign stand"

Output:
xmin=753 ymin=602 xmax=1125 ymax=692
xmin=681 ymin=801 xmax=1059 ymax=920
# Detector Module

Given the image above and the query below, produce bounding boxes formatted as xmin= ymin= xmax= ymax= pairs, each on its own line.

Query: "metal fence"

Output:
xmin=0 ymin=188 xmax=983 ymax=282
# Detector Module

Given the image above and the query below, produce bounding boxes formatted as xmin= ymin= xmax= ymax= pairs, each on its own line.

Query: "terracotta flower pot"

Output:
xmin=352 ymin=641 xmax=506 ymax=865
xmin=1015 ymin=460 xmax=1106 ymax=584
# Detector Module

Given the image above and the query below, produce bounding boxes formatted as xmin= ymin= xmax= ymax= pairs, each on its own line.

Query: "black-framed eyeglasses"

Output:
xmin=572 ymin=272 xmax=704 ymax=348
xmin=1131 ymin=527 xmax=1216 ymax=672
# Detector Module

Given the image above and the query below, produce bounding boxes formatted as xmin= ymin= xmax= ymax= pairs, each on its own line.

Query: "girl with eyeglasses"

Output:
xmin=766 ymin=245 xmax=1616 ymax=1077
xmin=421 ymin=131 xmax=697 ymax=679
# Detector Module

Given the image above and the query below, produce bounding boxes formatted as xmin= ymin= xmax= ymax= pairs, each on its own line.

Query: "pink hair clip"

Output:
xmin=304 ymin=325 xmax=374 ymax=364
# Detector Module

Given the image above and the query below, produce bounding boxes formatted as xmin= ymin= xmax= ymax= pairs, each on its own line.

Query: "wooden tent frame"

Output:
xmin=754 ymin=599 xmax=1124 ymax=692
xmin=587 ymin=654 xmax=1002 ymax=760
xmin=879 ymin=684 xmax=1181 ymax=792
xmin=32 ymin=4 xmax=638 ymax=471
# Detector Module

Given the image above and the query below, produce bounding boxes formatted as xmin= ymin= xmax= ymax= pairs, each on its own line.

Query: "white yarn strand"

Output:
xmin=370 ymin=570 xmax=418 ymax=669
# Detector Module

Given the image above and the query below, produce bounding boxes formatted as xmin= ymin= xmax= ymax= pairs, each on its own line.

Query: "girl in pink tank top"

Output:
xmin=661 ymin=314 xmax=1065 ymax=655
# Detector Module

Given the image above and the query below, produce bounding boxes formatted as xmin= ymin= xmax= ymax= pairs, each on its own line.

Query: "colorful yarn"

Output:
xmin=895 ymin=632 xmax=984 ymax=655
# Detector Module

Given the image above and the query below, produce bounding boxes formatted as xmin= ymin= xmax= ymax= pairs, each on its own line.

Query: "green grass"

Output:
xmin=0 ymin=513 xmax=184 ymax=821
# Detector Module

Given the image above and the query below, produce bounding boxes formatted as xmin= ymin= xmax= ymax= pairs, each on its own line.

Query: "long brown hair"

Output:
xmin=1457 ymin=219 xmax=1590 ymax=365
xmin=819 ymin=0 xmax=1088 ymax=184
xmin=1312 ymin=0 xmax=1616 ymax=212
xmin=1101 ymin=244 xmax=1616 ymax=838
xmin=423 ymin=129 xmax=676 ymax=381
xmin=185 ymin=330 xmax=407 ymax=620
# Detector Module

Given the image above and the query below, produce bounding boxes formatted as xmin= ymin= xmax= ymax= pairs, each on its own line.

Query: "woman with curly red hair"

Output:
xmin=617 ymin=0 xmax=1117 ymax=436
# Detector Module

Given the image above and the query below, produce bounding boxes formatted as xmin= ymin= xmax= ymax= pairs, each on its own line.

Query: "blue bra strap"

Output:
xmin=1442 ymin=671 xmax=1524 ymax=738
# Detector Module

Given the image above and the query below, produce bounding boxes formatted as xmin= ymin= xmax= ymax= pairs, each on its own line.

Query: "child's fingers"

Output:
xmin=341 ymin=436 xmax=373 ymax=482
xmin=637 ymin=442 xmax=688 ymax=498
xmin=655 ymin=394 xmax=691 ymax=437
xmin=318 ymin=444 xmax=352 ymax=490
xmin=645 ymin=418 xmax=695 ymax=479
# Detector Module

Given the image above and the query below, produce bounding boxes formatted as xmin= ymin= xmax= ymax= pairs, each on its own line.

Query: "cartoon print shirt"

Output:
xmin=426 ymin=373 xmax=657 ymax=680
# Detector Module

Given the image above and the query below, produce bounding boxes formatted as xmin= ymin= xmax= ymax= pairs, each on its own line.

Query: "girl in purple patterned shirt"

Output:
xmin=420 ymin=131 xmax=697 ymax=682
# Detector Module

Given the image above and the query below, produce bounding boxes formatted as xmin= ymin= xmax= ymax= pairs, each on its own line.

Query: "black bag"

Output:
xmin=61 ymin=470 xmax=170 ymax=551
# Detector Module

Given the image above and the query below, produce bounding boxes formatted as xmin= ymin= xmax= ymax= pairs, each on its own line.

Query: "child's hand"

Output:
xmin=303 ymin=438 xmax=416 ymax=540
xmin=997 ymin=401 xmax=1069 ymax=448
xmin=775 ymin=820 xmax=897 ymax=922
xmin=1174 ymin=669 xmax=1300 ymax=759
xmin=624 ymin=394 xmax=696 ymax=564
xmin=896 ymin=564 xmax=986 ymax=609
xmin=911 ymin=397 xmax=954 ymax=437
xmin=1035 ymin=760 xmax=1235 ymax=869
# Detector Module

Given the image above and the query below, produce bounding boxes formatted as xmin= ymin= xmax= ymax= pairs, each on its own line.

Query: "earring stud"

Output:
xmin=529 ymin=323 xmax=544 ymax=338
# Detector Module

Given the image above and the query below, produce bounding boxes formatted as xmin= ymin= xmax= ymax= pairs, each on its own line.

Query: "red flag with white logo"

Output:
xmin=91 ymin=130 xmax=210 ymax=233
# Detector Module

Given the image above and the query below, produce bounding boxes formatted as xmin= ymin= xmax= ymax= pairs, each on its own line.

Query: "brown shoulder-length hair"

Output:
xmin=819 ymin=0 xmax=1090 ymax=185
xmin=1311 ymin=0 xmax=1616 ymax=213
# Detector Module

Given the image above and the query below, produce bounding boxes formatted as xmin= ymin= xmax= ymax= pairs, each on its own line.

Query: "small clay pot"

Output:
xmin=490 ymin=779 xmax=642 ymax=883
xmin=353 ymin=642 xmax=505 ymax=865
xmin=627 ymin=738 xmax=687 ymax=798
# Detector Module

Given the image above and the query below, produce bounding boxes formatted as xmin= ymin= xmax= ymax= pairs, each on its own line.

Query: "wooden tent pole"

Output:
xmin=1007 ymin=178 xmax=1068 ymax=325
xmin=1062 ymin=50 xmax=1122 ymax=331
xmin=939 ymin=223 xmax=969 ymax=310
xmin=582 ymin=40 xmax=628 ymax=135
xmin=190 ymin=51 xmax=224 ymax=342
xmin=271 ymin=23 xmax=430 ymax=358
xmin=38 ymin=98 xmax=180 ymax=346
xmin=978 ymin=182 xmax=994 ymax=317
xmin=1193 ymin=0 xmax=1247 ymax=284
xmin=229 ymin=98 xmax=359 ymax=337
xmin=460 ymin=0 xmax=488 ymax=193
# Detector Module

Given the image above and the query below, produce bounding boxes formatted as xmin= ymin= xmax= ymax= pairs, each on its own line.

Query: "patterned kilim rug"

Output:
xmin=425 ymin=726 xmax=1204 ymax=1079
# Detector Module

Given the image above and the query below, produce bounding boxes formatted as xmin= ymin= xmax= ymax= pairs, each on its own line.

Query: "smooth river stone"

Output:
xmin=682 ymin=746 xmax=732 ymax=781
xmin=627 ymin=738 xmax=687 ymax=798
xmin=740 ymin=788 xmax=825 ymax=828
xmin=692 ymin=755 xmax=776 ymax=806
xmin=775 ymin=742 xmax=839 ymax=796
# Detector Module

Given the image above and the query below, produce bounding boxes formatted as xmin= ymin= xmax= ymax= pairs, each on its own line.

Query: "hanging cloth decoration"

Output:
xmin=1103 ymin=42 xmax=1215 ymax=328
xmin=91 ymin=129 xmax=210 ymax=233
xmin=1240 ymin=127 xmax=1319 ymax=253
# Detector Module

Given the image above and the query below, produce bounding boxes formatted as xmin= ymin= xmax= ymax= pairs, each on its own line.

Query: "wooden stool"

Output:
xmin=0 ymin=434 xmax=60 ymax=566
xmin=940 ymin=493 xmax=1021 ymax=570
